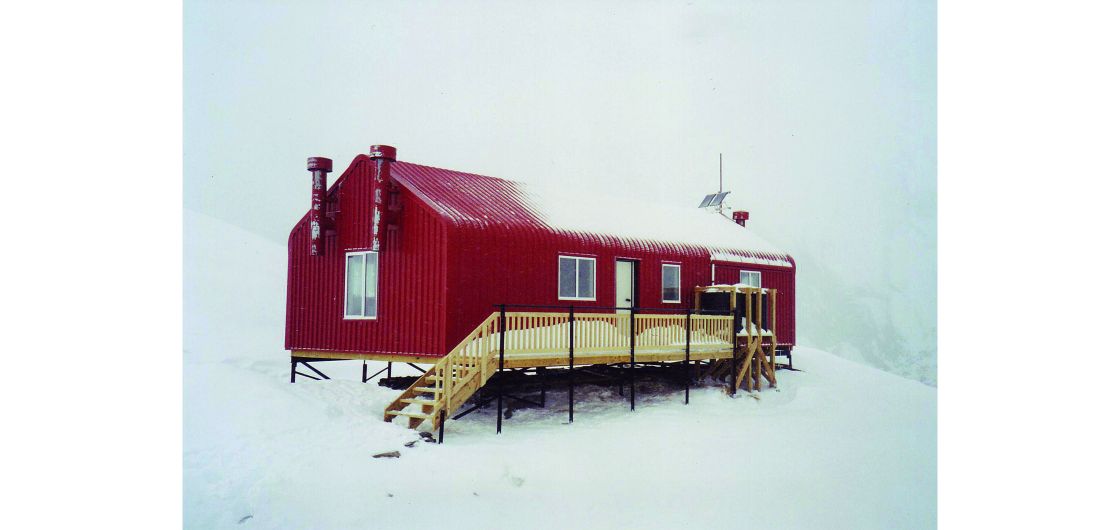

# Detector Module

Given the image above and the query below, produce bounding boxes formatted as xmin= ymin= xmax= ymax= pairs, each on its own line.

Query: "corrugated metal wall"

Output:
xmin=444 ymin=233 xmax=796 ymax=351
xmin=285 ymin=156 xmax=448 ymax=357
xmin=286 ymin=155 xmax=796 ymax=358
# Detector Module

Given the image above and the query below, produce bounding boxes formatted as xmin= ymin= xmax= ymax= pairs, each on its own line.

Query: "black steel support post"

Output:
xmin=497 ymin=304 xmax=506 ymax=434
xmin=365 ymin=360 xmax=392 ymax=383
xmin=685 ymin=308 xmax=691 ymax=405
xmin=388 ymin=362 xmax=392 ymax=378
xmin=438 ymin=409 xmax=446 ymax=444
xmin=362 ymin=362 xmax=390 ymax=383
xmin=539 ymin=368 xmax=546 ymax=405
xmin=303 ymin=361 xmax=331 ymax=380
xmin=568 ymin=305 xmax=575 ymax=423
xmin=630 ymin=309 xmax=636 ymax=411
xmin=290 ymin=359 xmax=331 ymax=381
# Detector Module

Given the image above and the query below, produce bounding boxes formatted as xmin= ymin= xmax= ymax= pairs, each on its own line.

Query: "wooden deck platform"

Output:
xmin=375 ymin=285 xmax=781 ymax=432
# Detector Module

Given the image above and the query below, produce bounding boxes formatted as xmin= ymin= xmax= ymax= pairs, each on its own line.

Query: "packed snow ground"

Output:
xmin=184 ymin=209 xmax=936 ymax=529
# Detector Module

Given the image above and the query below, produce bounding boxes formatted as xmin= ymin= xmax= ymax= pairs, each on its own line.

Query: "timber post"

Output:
xmin=730 ymin=307 xmax=737 ymax=396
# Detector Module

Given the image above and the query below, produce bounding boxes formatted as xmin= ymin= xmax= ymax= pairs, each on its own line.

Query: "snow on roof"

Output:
xmin=391 ymin=161 xmax=793 ymax=267
xmin=521 ymin=181 xmax=792 ymax=266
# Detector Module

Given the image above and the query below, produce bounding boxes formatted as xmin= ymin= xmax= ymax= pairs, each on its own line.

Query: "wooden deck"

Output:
xmin=379 ymin=285 xmax=781 ymax=432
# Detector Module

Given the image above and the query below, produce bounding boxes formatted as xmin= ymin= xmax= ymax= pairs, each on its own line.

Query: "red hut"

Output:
xmin=287 ymin=145 xmax=796 ymax=430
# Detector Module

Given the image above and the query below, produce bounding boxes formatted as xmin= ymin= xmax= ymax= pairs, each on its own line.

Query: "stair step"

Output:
xmin=386 ymin=411 xmax=432 ymax=420
xmin=415 ymin=387 xmax=440 ymax=394
xmin=401 ymin=398 xmax=439 ymax=406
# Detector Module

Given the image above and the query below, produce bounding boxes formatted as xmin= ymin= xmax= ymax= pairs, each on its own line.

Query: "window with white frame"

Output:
xmin=344 ymin=251 xmax=378 ymax=318
xmin=558 ymin=256 xmax=596 ymax=300
xmin=661 ymin=263 xmax=681 ymax=303
xmin=739 ymin=270 xmax=761 ymax=288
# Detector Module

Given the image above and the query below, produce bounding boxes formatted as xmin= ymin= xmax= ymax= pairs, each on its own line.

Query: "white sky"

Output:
xmin=185 ymin=0 xmax=936 ymax=381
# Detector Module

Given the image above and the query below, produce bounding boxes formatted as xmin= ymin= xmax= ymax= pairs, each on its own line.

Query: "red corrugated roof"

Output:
xmin=389 ymin=161 xmax=794 ymax=267
xmin=391 ymin=162 xmax=548 ymax=231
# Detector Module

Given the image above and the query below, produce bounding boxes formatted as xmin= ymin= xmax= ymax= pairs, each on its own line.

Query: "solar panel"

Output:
xmin=711 ymin=191 xmax=730 ymax=206
xmin=698 ymin=194 xmax=717 ymax=208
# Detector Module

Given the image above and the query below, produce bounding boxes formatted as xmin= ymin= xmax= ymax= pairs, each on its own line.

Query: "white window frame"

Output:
xmin=661 ymin=263 xmax=682 ymax=303
xmin=739 ymin=270 xmax=761 ymax=288
xmin=344 ymin=250 xmax=378 ymax=320
xmin=558 ymin=255 xmax=596 ymax=301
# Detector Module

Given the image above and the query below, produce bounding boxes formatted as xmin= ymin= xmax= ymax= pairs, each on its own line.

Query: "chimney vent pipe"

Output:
xmin=307 ymin=157 xmax=333 ymax=256
xmin=369 ymin=144 xmax=397 ymax=250
xmin=369 ymin=145 xmax=397 ymax=161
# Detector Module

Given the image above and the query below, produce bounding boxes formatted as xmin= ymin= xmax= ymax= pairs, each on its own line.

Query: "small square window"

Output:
xmin=559 ymin=256 xmax=596 ymax=301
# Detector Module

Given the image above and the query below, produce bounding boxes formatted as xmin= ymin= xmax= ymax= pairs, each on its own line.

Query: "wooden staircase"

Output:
xmin=384 ymin=313 xmax=501 ymax=431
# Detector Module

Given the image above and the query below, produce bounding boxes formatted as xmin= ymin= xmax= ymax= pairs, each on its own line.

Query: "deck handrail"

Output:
xmin=426 ymin=309 xmax=739 ymax=423
xmin=387 ymin=288 xmax=781 ymax=437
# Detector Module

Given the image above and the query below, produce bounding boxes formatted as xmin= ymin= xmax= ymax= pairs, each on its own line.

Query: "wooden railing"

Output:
xmin=426 ymin=309 xmax=736 ymax=419
xmin=499 ymin=312 xmax=732 ymax=354
xmin=427 ymin=313 xmax=500 ymax=418
xmin=387 ymin=289 xmax=785 ymax=438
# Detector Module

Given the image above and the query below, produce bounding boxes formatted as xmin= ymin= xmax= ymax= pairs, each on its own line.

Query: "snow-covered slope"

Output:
xmin=751 ymin=217 xmax=937 ymax=386
xmin=184 ymin=209 xmax=936 ymax=529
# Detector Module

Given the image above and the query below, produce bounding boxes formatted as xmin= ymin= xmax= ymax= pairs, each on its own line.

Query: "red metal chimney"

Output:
xmin=369 ymin=145 xmax=397 ymax=161
xmin=733 ymin=210 xmax=749 ymax=227
xmin=369 ymin=145 xmax=397 ymax=250
xmin=307 ymin=157 xmax=333 ymax=256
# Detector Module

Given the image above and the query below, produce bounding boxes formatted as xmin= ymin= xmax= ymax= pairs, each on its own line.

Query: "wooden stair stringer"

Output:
xmin=384 ymin=363 xmax=441 ymax=423
xmin=414 ymin=353 xmax=496 ymax=431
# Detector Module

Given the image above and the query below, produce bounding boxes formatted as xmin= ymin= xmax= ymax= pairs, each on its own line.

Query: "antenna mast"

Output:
xmin=696 ymin=154 xmax=731 ymax=214
xmin=719 ymin=153 xmax=724 ymax=214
